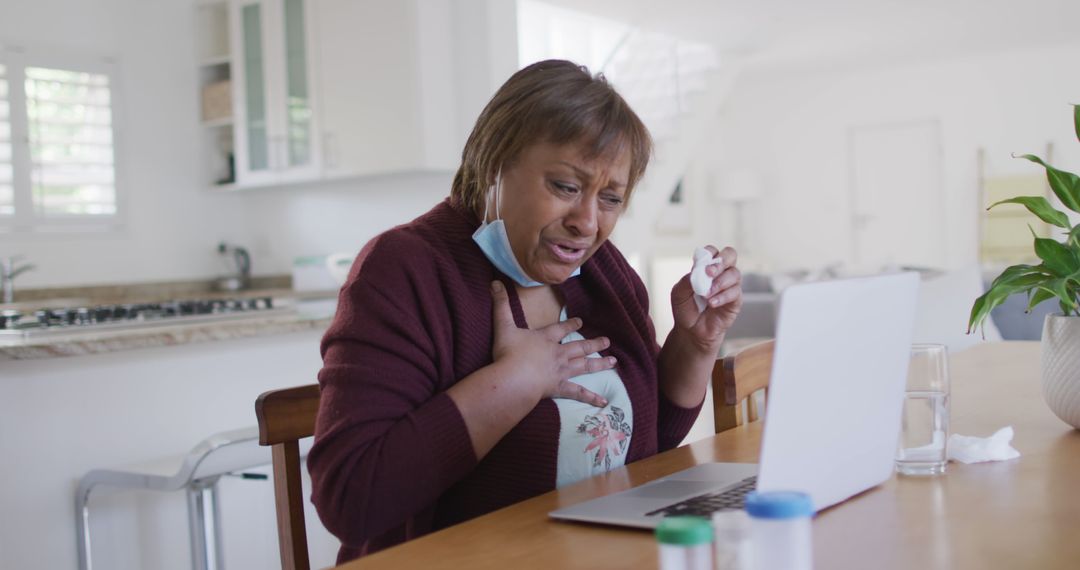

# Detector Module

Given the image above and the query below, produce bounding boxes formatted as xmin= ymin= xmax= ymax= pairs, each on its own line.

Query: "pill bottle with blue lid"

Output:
xmin=745 ymin=491 xmax=814 ymax=570
xmin=656 ymin=516 xmax=714 ymax=570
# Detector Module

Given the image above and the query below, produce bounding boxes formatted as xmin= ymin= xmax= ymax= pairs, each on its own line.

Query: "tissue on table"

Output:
xmin=690 ymin=247 xmax=725 ymax=312
xmin=947 ymin=426 xmax=1021 ymax=464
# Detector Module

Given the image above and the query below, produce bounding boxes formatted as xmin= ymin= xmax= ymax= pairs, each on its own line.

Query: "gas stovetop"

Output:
xmin=0 ymin=296 xmax=296 ymax=342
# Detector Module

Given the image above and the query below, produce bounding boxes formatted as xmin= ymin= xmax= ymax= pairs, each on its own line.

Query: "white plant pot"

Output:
xmin=1041 ymin=314 xmax=1080 ymax=430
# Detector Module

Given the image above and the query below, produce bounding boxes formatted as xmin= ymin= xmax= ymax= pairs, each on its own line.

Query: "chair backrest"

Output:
xmin=255 ymin=384 xmax=321 ymax=570
xmin=711 ymin=340 xmax=775 ymax=433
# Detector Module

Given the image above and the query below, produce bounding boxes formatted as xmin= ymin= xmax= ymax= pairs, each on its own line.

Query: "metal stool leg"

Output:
xmin=209 ymin=479 xmax=225 ymax=570
xmin=186 ymin=477 xmax=224 ymax=570
xmin=75 ymin=480 xmax=95 ymax=570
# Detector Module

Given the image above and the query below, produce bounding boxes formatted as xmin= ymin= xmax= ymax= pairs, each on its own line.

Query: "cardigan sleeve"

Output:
xmin=307 ymin=231 xmax=478 ymax=547
xmin=625 ymin=254 xmax=704 ymax=451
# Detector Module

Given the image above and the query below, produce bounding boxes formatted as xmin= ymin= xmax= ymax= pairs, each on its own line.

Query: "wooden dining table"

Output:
xmin=339 ymin=341 xmax=1080 ymax=569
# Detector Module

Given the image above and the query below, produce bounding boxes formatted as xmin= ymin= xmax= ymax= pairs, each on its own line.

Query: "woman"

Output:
xmin=308 ymin=59 xmax=743 ymax=562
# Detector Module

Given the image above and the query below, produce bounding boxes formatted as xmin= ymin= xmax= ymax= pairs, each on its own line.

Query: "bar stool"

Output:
xmin=75 ymin=426 xmax=291 ymax=570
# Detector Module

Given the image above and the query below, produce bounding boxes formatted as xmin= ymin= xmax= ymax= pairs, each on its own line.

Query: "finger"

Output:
xmin=671 ymin=274 xmax=696 ymax=303
xmin=699 ymin=247 xmax=725 ymax=277
xmin=490 ymin=281 xmax=516 ymax=329
xmin=566 ymin=353 xmax=618 ymax=376
xmin=703 ymin=246 xmax=738 ymax=276
xmin=718 ymin=246 xmax=738 ymax=268
xmin=561 ymin=336 xmax=610 ymax=359
xmin=707 ymin=285 xmax=743 ymax=309
xmin=555 ymin=380 xmax=608 ymax=407
xmin=707 ymin=267 xmax=742 ymax=297
xmin=544 ymin=316 xmax=583 ymax=342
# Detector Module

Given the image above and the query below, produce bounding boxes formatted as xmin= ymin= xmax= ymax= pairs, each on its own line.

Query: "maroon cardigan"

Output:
xmin=308 ymin=197 xmax=702 ymax=563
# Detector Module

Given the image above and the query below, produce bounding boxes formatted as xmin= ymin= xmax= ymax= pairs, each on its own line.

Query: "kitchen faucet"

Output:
xmin=1 ymin=255 xmax=36 ymax=304
xmin=216 ymin=242 xmax=251 ymax=291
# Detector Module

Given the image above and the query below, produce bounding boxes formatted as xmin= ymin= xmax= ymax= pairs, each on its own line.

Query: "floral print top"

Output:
xmin=553 ymin=307 xmax=634 ymax=488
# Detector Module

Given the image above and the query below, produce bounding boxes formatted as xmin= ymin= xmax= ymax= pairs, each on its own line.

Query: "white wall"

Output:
xmin=1 ymin=0 xmax=257 ymax=289
xmin=238 ymin=172 xmax=454 ymax=273
xmin=706 ymin=41 xmax=1080 ymax=274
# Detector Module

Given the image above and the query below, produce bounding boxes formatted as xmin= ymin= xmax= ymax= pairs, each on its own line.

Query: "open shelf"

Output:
xmin=196 ymin=0 xmax=235 ymax=190
xmin=199 ymin=55 xmax=231 ymax=67
xmin=201 ymin=116 xmax=234 ymax=128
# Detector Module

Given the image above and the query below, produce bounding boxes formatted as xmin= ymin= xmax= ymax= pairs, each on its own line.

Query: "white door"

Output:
xmin=849 ymin=120 xmax=944 ymax=271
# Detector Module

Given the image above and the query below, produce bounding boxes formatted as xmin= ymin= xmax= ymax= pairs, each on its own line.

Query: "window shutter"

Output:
xmin=0 ymin=64 xmax=12 ymax=216
xmin=24 ymin=66 xmax=116 ymax=217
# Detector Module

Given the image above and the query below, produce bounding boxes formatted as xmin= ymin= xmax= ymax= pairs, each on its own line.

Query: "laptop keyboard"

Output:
xmin=645 ymin=475 xmax=757 ymax=518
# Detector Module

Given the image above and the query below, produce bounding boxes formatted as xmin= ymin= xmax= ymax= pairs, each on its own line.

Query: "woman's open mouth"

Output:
xmin=547 ymin=240 xmax=589 ymax=263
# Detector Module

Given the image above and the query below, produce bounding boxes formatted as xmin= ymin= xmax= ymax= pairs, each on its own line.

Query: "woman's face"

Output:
xmin=488 ymin=141 xmax=631 ymax=284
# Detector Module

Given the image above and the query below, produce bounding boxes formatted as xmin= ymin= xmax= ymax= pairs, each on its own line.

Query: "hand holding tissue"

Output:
xmin=670 ymin=246 xmax=742 ymax=356
xmin=948 ymin=426 xmax=1021 ymax=464
xmin=690 ymin=247 xmax=725 ymax=313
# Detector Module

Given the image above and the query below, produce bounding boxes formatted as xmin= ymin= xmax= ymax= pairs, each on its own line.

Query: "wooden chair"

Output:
xmin=711 ymin=340 xmax=775 ymax=433
xmin=255 ymin=384 xmax=321 ymax=570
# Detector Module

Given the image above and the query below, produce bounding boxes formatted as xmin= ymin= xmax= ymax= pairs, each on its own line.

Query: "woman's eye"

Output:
xmin=601 ymin=194 xmax=625 ymax=208
xmin=553 ymin=181 xmax=579 ymax=193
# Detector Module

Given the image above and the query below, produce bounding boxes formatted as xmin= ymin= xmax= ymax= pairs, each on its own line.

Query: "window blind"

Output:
xmin=25 ymin=66 xmax=116 ymax=216
xmin=0 ymin=64 xmax=12 ymax=216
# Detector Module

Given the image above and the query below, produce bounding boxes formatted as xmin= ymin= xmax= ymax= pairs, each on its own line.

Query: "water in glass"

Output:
xmin=897 ymin=389 xmax=949 ymax=475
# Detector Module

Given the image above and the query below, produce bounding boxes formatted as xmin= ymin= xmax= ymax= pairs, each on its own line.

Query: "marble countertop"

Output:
xmin=0 ymin=278 xmax=340 ymax=360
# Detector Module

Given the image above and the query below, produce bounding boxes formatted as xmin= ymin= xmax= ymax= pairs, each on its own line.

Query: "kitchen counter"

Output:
xmin=0 ymin=277 xmax=340 ymax=360
xmin=0 ymin=308 xmax=333 ymax=361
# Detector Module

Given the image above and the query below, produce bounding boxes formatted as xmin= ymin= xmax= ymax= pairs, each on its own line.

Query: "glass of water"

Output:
xmin=895 ymin=343 xmax=950 ymax=476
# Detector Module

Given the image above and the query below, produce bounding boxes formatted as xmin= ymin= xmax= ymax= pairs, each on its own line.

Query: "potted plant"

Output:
xmin=968 ymin=105 xmax=1080 ymax=429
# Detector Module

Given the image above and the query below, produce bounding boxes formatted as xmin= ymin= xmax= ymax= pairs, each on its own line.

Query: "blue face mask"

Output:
xmin=471 ymin=170 xmax=580 ymax=287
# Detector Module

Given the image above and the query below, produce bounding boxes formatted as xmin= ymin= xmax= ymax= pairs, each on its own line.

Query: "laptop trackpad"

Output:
xmin=623 ymin=480 xmax=720 ymax=499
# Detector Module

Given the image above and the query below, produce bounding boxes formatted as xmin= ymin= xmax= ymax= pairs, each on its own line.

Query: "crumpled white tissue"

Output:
xmin=947 ymin=426 xmax=1021 ymax=464
xmin=690 ymin=247 xmax=725 ymax=312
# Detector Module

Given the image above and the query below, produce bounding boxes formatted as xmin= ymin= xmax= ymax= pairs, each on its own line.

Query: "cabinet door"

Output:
xmin=312 ymin=0 xmax=423 ymax=177
xmin=232 ymin=0 xmax=273 ymax=182
xmin=230 ymin=0 xmax=319 ymax=187
xmin=280 ymin=0 xmax=316 ymax=171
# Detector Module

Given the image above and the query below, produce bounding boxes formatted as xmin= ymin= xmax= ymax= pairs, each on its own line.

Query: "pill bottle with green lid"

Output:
xmin=656 ymin=516 xmax=714 ymax=570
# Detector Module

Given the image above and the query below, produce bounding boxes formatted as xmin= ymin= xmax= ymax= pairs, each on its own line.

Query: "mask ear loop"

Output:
xmin=480 ymin=167 xmax=503 ymax=224
xmin=481 ymin=186 xmax=491 ymax=224
xmin=493 ymin=167 xmax=503 ymax=221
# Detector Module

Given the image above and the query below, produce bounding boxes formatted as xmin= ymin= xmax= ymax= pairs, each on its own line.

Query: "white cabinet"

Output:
xmin=229 ymin=0 xmax=320 ymax=186
xmin=310 ymin=0 xmax=459 ymax=179
xmin=195 ymin=0 xmax=513 ymax=190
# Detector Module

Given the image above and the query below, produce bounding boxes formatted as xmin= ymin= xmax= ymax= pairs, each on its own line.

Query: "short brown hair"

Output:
xmin=451 ymin=59 xmax=653 ymax=215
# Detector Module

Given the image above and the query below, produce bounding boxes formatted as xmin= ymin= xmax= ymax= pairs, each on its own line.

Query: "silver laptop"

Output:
xmin=549 ymin=272 xmax=920 ymax=528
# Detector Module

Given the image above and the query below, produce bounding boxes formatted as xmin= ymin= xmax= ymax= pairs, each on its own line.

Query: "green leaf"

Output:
xmin=1017 ymin=154 xmax=1080 ymax=214
xmin=989 ymin=263 xmax=1052 ymax=289
xmin=1069 ymin=225 xmax=1080 ymax=248
xmin=967 ymin=291 xmax=992 ymax=333
xmin=1074 ymin=104 xmax=1080 ymax=143
xmin=1037 ymin=278 xmax=1079 ymax=310
xmin=1032 ymin=233 xmax=1080 ymax=277
xmin=1027 ymin=287 xmax=1056 ymax=312
xmin=967 ymin=273 xmax=1046 ymax=332
xmin=988 ymin=196 xmax=1071 ymax=228
xmin=990 ymin=263 xmax=1035 ymax=285
xmin=995 ymin=273 xmax=1049 ymax=291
